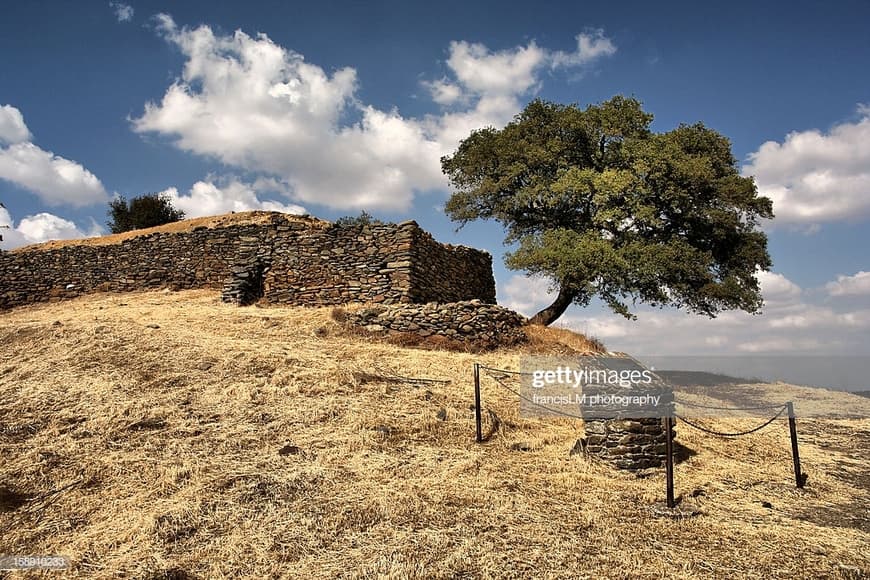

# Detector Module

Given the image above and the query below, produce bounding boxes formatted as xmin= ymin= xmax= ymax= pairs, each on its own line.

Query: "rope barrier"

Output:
xmin=675 ymin=399 xmax=786 ymax=411
xmin=483 ymin=370 xmax=586 ymax=420
xmin=479 ymin=363 xmax=790 ymax=437
xmin=477 ymin=365 xmax=536 ymax=376
xmin=674 ymin=405 xmax=787 ymax=438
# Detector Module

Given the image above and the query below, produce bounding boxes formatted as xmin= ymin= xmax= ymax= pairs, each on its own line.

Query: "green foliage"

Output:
xmin=333 ymin=211 xmax=382 ymax=227
xmin=107 ymin=193 xmax=185 ymax=234
xmin=441 ymin=96 xmax=773 ymax=324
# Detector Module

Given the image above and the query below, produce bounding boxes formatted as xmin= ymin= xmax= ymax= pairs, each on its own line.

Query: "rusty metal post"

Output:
xmin=474 ymin=363 xmax=482 ymax=443
xmin=787 ymin=402 xmax=804 ymax=488
xmin=665 ymin=415 xmax=675 ymax=508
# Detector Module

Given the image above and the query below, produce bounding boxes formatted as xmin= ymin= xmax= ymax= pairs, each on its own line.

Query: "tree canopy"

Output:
xmin=441 ymin=96 xmax=773 ymax=325
xmin=107 ymin=193 xmax=185 ymax=234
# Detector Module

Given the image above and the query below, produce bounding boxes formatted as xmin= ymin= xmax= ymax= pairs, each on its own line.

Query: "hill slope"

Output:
xmin=1 ymin=290 xmax=868 ymax=578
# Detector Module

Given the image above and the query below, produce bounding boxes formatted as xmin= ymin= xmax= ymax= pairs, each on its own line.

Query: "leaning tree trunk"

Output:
xmin=529 ymin=286 xmax=576 ymax=326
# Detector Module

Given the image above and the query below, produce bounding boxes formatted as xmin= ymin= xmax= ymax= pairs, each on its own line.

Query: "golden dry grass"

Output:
xmin=1 ymin=290 xmax=868 ymax=579
xmin=12 ymin=211 xmax=326 ymax=253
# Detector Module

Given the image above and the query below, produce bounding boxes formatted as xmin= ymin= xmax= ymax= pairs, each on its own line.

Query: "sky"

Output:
xmin=1 ymin=0 xmax=869 ymax=371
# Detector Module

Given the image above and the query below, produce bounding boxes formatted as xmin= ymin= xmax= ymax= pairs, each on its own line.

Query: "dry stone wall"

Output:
xmin=582 ymin=418 xmax=675 ymax=470
xmin=0 ymin=214 xmax=496 ymax=311
xmin=346 ymin=300 xmax=527 ymax=349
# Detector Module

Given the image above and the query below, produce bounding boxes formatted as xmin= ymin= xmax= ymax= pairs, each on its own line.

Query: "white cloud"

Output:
xmin=444 ymin=40 xmax=547 ymax=97
xmin=110 ymin=2 xmax=134 ymax=22
xmin=500 ymin=274 xmax=554 ymax=315
xmin=743 ymin=106 xmax=870 ymax=225
xmin=497 ymin=270 xmax=870 ymax=355
xmin=424 ymin=78 xmax=465 ymax=106
xmin=133 ymin=15 xmax=616 ymax=212
xmin=0 ymin=142 xmax=109 ymax=206
xmin=158 ymin=178 xmax=306 ymax=218
xmin=0 ymin=104 xmax=109 ymax=207
xmin=551 ymin=29 xmax=618 ymax=68
xmin=0 ymin=206 xmax=102 ymax=250
xmin=826 ymin=271 xmax=870 ymax=297
xmin=0 ymin=105 xmax=32 ymax=145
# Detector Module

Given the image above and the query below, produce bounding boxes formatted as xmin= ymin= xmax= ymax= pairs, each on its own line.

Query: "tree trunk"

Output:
xmin=529 ymin=285 xmax=576 ymax=326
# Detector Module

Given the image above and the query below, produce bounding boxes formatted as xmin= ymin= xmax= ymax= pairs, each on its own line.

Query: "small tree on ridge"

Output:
xmin=107 ymin=193 xmax=185 ymax=234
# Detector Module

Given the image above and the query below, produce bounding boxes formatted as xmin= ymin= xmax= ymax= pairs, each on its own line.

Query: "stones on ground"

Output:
xmin=278 ymin=444 xmax=303 ymax=456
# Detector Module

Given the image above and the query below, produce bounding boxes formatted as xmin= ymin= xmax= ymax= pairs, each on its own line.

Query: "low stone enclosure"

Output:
xmin=0 ymin=212 xmax=495 ymax=311
xmin=343 ymin=300 xmax=528 ymax=351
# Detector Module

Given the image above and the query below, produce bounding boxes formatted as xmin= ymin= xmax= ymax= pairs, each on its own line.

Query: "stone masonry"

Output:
xmin=346 ymin=300 xmax=528 ymax=349
xmin=0 ymin=212 xmax=495 ymax=310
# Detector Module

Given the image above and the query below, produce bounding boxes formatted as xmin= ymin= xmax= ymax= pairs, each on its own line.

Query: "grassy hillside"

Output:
xmin=1 ymin=290 xmax=868 ymax=579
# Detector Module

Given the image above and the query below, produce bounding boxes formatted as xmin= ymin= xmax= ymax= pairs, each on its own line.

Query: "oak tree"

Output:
xmin=441 ymin=97 xmax=773 ymax=325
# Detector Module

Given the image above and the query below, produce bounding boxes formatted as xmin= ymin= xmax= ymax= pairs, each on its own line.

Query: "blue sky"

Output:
xmin=1 ymin=0 xmax=869 ymax=361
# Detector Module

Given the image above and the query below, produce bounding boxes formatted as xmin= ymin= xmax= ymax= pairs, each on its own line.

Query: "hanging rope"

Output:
xmin=479 ymin=363 xmax=790 ymax=438
xmin=482 ymin=369 xmax=586 ymax=420
xmin=676 ymin=399 xmax=786 ymax=411
xmin=478 ymin=365 xmax=536 ymax=377
xmin=674 ymin=405 xmax=787 ymax=438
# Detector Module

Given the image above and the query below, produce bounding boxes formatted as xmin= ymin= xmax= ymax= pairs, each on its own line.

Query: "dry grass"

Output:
xmin=0 ymin=290 xmax=868 ymax=579
xmin=12 ymin=211 xmax=327 ymax=253
xmin=522 ymin=323 xmax=606 ymax=354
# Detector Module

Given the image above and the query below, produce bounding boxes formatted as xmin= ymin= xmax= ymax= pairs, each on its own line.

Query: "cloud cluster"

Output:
xmin=109 ymin=2 xmax=134 ymax=23
xmin=0 ymin=105 xmax=109 ymax=207
xmin=826 ymin=271 xmax=870 ymax=297
xmin=158 ymin=178 xmax=306 ymax=218
xmin=500 ymin=271 xmax=870 ymax=355
xmin=132 ymin=16 xmax=617 ymax=211
xmin=0 ymin=205 xmax=101 ymax=250
xmin=743 ymin=106 xmax=870 ymax=226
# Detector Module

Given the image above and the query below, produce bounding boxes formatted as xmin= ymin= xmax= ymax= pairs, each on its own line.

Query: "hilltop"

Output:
xmin=11 ymin=211 xmax=328 ymax=253
xmin=1 ymin=290 xmax=868 ymax=578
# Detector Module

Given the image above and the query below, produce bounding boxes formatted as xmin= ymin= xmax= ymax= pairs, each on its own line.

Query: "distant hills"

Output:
xmin=654 ymin=369 xmax=764 ymax=387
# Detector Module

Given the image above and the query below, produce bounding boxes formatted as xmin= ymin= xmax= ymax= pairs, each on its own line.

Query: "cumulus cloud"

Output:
xmin=443 ymin=40 xmax=547 ymax=97
xmin=498 ymin=270 xmax=870 ymax=355
xmin=110 ymin=2 xmax=134 ymax=22
xmin=743 ymin=106 xmax=870 ymax=225
xmin=158 ymin=178 xmax=306 ymax=218
xmin=550 ymin=29 xmax=618 ymax=68
xmin=0 ymin=105 xmax=109 ymax=207
xmin=132 ymin=15 xmax=616 ymax=211
xmin=826 ymin=271 xmax=870 ymax=297
xmin=0 ymin=105 xmax=32 ymax=145
xmin=0 ymin=205 xmax=102 ymax=250
xmin=501 ymin=274 xmax=555 ymax=316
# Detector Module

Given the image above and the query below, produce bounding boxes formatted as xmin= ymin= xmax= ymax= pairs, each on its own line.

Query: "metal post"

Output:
xmin=665 ymin=415 xmax=675 ymax=508
xmin=787 ymin=402 xmax=804 ymax=488
xmin=473 ymin=363 xmax=483 ymax=443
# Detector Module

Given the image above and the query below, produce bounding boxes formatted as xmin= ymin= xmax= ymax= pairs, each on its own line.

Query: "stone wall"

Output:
xmin=582 ymin=418 xmax=675 ymax=470
xmin=346 ymin=300 xmax=527 ymax=349
xmin=583 ymin=368 xmax=674 ymax=470
xmin=0 ymin=213 xmax=495 ymax=311
xmin=407 ymin=228 xmax=496 ymax=304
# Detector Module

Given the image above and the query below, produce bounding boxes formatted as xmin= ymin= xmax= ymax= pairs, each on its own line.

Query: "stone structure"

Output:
xmin=0 ymin=213 xmax=496 ymax=310
xmin=581 ymin=418 xmax=675 ymax=470
xmin=578 ymin=359 xmax=676 ymax=470
xmin=346 ymin=300 xmax=527 ymax=349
